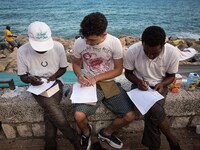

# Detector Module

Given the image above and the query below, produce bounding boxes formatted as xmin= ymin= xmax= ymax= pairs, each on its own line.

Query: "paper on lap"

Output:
xmin=27 ymin=78 xmax=55 ymax=95
xmin=70 ymin=82 xmax=97 ymax=105
xmin=127 ymin=88 xmax=164 ymax=115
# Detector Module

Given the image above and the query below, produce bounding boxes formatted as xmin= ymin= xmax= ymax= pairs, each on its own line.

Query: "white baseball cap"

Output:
xmin=28 ymin=21 xmax=54 ymax=51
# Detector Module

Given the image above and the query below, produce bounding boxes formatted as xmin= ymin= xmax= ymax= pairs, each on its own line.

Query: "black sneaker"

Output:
xmin=170 ymin=144 xmax=181 ymax=150
xmin=81 ymin=124 xmax=92 ymax=150
xmin=98 ymin=128 xmax=123 ymax=149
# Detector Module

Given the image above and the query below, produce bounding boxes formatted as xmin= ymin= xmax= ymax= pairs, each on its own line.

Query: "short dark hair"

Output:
xmin=6 ymin=26 xmax=10 ymax=30
xmin=142 ymin=26 xmax=166 ymax=47
xmin=79 ymin=12 xmax=108 ymax=37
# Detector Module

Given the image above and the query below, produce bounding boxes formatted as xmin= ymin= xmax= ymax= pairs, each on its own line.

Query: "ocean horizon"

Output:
xmin=1 ymin=0 xmax=200 ymax=40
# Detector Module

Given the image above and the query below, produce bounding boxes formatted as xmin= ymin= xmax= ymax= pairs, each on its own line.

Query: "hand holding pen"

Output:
xmin=78 ymin=74 xmax=95 ymax=87
xmin=137 ymin=77 xmax=149 ymax=91
xmin=26 ymin=72 xmax=44 ymax=86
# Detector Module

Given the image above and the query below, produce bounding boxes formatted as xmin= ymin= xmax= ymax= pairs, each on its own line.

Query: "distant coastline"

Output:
xmin=0 ymin=35 xmax=200 ymax=74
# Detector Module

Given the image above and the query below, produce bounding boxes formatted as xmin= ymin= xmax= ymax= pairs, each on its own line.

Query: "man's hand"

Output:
xmin=48 ymin=75 xmax=56 ymax=82
xmin=78 ymin=75 xmax=96 ymax=87
xmin=30 ymin=76 xmax=43 ymax=86
xmin=137 ymin=80 xmax=149 ymax=91
xmin=154 ymin=83 xmax=164 ymax=93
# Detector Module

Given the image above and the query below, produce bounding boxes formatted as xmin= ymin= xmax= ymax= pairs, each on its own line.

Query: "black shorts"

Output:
xmin=73 ymin=85 xmax=135 ymax=117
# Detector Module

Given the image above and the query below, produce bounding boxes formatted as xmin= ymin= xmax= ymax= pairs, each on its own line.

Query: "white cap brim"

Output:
xmin=29 ymin=37 xmax=54 ymax=52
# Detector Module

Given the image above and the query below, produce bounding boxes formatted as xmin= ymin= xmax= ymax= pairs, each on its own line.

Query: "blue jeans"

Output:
xmin=33 ymin=81 xmax=78 ymax=150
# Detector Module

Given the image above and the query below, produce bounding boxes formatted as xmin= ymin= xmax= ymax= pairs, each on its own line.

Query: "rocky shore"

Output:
xmin=0 ymin=35 xmax=200 ymax=73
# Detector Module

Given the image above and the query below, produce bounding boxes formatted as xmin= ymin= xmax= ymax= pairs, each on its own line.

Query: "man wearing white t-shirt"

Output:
xmin=17 ymin=21 xmax=82 ymax=150
xmin=72 ymin=12 xmax=136 ymax=150
xmin=124 ymin=26 xmax=181 ymax=150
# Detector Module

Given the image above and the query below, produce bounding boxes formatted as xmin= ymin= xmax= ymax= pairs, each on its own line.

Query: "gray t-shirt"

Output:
xmin=17 ymin=41 xmax=68 ymax=78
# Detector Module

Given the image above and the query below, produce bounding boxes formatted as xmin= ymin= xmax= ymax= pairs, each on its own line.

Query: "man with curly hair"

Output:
xmin=72 ymin=12 xmax=136 ymax=150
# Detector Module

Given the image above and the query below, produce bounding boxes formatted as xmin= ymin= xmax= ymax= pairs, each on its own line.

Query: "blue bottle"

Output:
xmin=185 ymin=73 xmax=199 ymax=91
xmin=64 ymin=88 xmax=70 ymax=97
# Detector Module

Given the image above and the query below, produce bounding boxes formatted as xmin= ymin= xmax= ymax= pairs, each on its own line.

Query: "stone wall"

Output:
xmin=0 ymin=77 xmax=200 ymax=139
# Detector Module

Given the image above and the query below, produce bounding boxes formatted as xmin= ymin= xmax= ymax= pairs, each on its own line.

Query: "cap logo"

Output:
xmin=36 ymin=33 xmax=48 ymax=40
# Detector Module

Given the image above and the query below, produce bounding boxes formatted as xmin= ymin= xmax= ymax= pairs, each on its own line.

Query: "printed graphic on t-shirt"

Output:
xmin=41 ymin=61 xmax=48 ymax=67
xmin=82 ymin=46 xmax=112 ymax=75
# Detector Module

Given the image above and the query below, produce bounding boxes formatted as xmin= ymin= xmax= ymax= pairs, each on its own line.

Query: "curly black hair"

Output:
xmin=142 ymin=26 xmax=166 ymax=47
xmin=79 ymin=12 xmax=108 ymax=37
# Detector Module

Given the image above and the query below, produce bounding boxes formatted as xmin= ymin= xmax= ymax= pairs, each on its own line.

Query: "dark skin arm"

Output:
xmin=125 ymin=69 xmax=175 ymax=93
xmin=20 ymin=67 xmax=66 ymax=86
xmin=48 ymin=67 xmax=66 ymax=82
xmin=20 ymin=75 xmax=43 ymax=86
xmin=125 ymin=69 xmax=149 ymax=91
xmin=8 ymin=35 xmax=17 ymax=37
xmin=154 ymin=73 xmax=175 ymax=93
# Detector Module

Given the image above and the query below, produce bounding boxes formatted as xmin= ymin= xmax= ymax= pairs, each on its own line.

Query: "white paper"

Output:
xmin=70 ymin=82 xmax=97 ymax=104
xmin=27 ymin=78 xmax=55 ymax=95
xmin=127 ymin=88 xmax=164 ymax=115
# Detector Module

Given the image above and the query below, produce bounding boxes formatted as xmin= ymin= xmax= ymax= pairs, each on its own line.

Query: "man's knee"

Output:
xmin=123 ymin=111 xmax=136 ymax=123
xmin=74 ymin=111 xmax=86 ymax=122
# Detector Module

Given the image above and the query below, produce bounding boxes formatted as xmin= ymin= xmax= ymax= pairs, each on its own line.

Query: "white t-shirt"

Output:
xmin=73 ymin=34 xmax=123 ymax=77
xmin=17 ymin=41 xmax=68 ymax=78
xmin=123 ymin=42 xmax=180 ymax=86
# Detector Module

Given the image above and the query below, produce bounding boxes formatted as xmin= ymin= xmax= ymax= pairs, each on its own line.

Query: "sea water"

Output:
xmin=0 ymin=0 xmax=200 ymax=39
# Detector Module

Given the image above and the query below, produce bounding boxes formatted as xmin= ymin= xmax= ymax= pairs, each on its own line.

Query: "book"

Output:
xmin=40 ymin=82 xmax=59 ymax=97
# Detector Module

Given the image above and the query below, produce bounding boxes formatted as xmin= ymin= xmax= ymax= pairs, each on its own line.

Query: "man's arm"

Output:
xmin=72 ymin=56 xmax=93 ymax=86
xmin=20 ymin=68 xmax=66 ymax=86
xmin=72 ymin=56 xmax=83 ymax=78
xmin=20 ymin=74 xmax=43 ymax=86
xmin=48 ymin=67 xmax=66 ymax=81
xmin=73 ymin=56 xmax=123 ymax=86
xmin=8 ymin=35 xmax=16 ymax=37
xmin=7 ymin=31 xmax=17 ymax=37
xmin=94 ymin=58 xmax=123 ymax=82
xmin=154 ymin=73 xmax=175 ymax=93
xmin=124 ymin=69 xmax=148 ymax=91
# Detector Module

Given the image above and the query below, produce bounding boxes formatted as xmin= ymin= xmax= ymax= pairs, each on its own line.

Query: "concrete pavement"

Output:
xmin=0 ymin=127 xmax=199 ymax=150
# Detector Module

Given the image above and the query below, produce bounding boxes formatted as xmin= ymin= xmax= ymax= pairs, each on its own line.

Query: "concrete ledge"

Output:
xmin=0 ymin=76 xmax=200 ymax=139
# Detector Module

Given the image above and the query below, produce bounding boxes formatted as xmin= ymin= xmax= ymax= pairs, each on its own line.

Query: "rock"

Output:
xmin=0 ymin=53 xmax=6 ymax=59
xmin=118 ymin=36 xmax=126 ymax=47
xmin=118 ymin=36 xmax=140 ymax=46
xmin=0 ymin=59 xmax=10 ymax=71
xmin=1 ymin=35 xmax=200 ymax=73
xmin=196 ymin=125 xmax=200 ymax=134
xmin=15 ymin=35 xmax=28 ymax=47
xmin=191 ymin=43 xmax=200 ymax=52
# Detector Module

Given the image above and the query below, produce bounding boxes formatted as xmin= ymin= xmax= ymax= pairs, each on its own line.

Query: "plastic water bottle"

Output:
xmin=185 ymin=73 xmax=199 ymax=91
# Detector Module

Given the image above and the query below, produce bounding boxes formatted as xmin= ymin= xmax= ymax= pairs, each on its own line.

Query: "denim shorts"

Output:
xmin=73 ymin=85 xmax=135 ymax=117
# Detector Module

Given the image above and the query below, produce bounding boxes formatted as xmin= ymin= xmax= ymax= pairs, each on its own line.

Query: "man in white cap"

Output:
xmin=17 ymin=21 xmax=82 ymax=150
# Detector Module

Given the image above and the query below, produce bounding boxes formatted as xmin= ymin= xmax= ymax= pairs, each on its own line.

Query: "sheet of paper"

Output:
xmin=127 ymin=88 xmax=164 ymax=115
xmin=70 ymin=82 xmax=97 ymax=104
xmin=27 ymin=78 xmax=55 ymax=95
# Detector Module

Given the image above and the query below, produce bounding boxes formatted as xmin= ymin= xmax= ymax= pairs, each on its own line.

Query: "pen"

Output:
xmin=141 ymin=76 xmax=148 ymax=87
xmin=26 ymin=72 xmax=31 ymax=76
xmin=26 ymin=72 xmax=41 ymax=82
